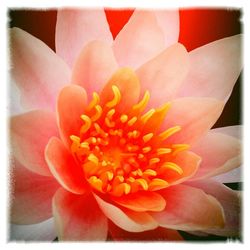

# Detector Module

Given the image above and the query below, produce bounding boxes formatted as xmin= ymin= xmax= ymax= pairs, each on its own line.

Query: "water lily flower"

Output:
xmin=9 ymin=8 xmax=242 ymax=241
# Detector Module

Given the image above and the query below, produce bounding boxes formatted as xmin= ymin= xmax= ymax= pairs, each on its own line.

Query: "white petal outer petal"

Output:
xmin=10 ymin=27 xmax=71 ymax=112
xmin=212 ymin=167 xmax=242 ymax=183
xmin=211 ymin=125 xmax=242 ymax=140
xmin=177 ymin=34 xmax=243 ymax=101
xmin=9 ymin=218 xmax=56 ymax=242
xmin=56 ymin=9 xmax=113 ymax=68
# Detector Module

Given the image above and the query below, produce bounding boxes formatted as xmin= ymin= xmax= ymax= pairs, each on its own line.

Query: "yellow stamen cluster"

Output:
xmin=70 ymin=85 xmax=189 ymax=197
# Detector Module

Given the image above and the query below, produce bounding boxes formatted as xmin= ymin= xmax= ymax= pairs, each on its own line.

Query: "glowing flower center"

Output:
xmin=70 ymin=85 xmax=189 ymax=197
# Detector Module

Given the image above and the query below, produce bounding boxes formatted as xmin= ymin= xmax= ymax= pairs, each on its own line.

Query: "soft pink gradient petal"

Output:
xmin=162 ymin=97 xmax=224 ymax=145
xmin=53 ymin=188 xmax=108 ymax=241
xmin=211 ymin=125 xmax=242 ymax=140
xmin=10 ymin=110 xmax=58 ymax=176
xmin=187 ymin=180 xmax=241 ymax=236
xmin=111 ymin=191 xmax=166 ymax=212
xmin=56 ymin=9 xmax=113 ymax=68
xmin=10 ymin=218 xmax=56 ymax=241
xmin=177 ymin=35 xmax=242 ymax=100
xmin=113 ymin=10 xmax=165 ymax=68
xmin=45 ymin=137 xmax=87 ymax=195
xmin=10 ymin=28 xmax=70 ymax=112
xmin=136 ymin=43 xmax=189 ymax=108
xmin=150 ymin=184 xmax=225 ymax=231
xmin=94 ymin=194 xmax=158 ymax=232
xmin=154 ymin=10 xmax=180 ymax=47
xmin=212 ymin=168 xmax=242 ymax=183
xmin=108 ymin=221 xmax=183 ymax=241
xmin=190 ymin=132 xmax=241 ymax=180
xmin=71 ymin=40 xmax=118 ymax=98
xmin=10 ymin=159 xmax=59 ymax=224
xmin=56 ymin=85 xmax=87 ymax=147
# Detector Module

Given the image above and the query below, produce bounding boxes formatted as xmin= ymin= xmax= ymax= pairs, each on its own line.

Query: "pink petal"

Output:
xmin=56 ymin=9 xmax=113 ymax=68
xmin=190 ymin=132 xmax=241 ymax=180
xmin=111 ymin=191 xmax=166 ymax=212
xmin=112 ymin=10 xmax=165 ymax=68
xmin=56 ymin=85 xmax=87 ymax=147
xmin=10 ymin=110 xmax=58 ymax=176
xmin=211 ymin=125 xmax=242 ymax=140
xmin=53 ymin=188 xmax=108 ymax=241
xmin=71 ymin=40 xmax=118 ymax=98
xmin=45 ymin=137 xmax=87 ymax=195
xmin=10 ymin=218 xmax=56 ymax=241
xmin=10 ymin=28 xmax=70 ymax=112
xmin=150 ymin=184 xmax=225 ymax=231
xmin=162 ymin=97 xmax=224 ymax=145
xmin=187 ymin=179 xmax=241 ymax=236
xmin=10 ymin=158 xmax=59 ymax=224
xmin=108 ymin=221 xmax=183 ymax=241
xmin=136 ymin=43 xmax=189 ymax=108
xmin=177 ymin=35 xmax=242 ymax=100
xmin=94 ymin=194 xmax=158 ymax=232
xmin=154 ymin=10 xmax=179 ymax=47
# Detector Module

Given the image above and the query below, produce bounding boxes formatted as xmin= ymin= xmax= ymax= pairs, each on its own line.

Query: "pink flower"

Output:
xmin=9 ymin=9 xmax=242 ymax=241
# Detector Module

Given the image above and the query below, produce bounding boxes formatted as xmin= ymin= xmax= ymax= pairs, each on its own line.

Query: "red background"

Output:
xmin=8 ymin=8 xmax=242 ymax=128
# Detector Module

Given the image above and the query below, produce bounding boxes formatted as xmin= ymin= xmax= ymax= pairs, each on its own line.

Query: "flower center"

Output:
xmin=70 ymin=85 xmax=189 ymax=197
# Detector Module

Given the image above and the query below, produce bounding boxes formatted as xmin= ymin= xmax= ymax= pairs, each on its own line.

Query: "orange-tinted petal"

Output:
xmin=10 ymin=110 xmax=58 ymax=176
xmin=108 ymin=221 xmax=183 ymax=241
xmin=151 ymin=184 xmax=225 ymax=231
xmin=53 ymin=188 xmax=108 ymax=240
xmin=162 ymin=97 xmax=224 ymax=145
xmin=94 ymin=194 xmax=157 ymax=232
xmin=71 ymin=40 xmax=118 ymax=97
xmin=100 ymin=68 xmax=140 ymax=112
xmin=57 ymin=85 xmax=87 ymax=147
xmin=45 ymin=137 xmax=87 ymax=194
xmin=111 ymin=191 xmax=166 ymax=212
xmin=190 ymin=132 xmax=241 ymax=180
xmin=10 ymin=158 xmax=59 ymax=224
xmin=160 ymin=151 xmax=201 ymax=186
xmin=136 ymin=43 xmax=189 ymax=108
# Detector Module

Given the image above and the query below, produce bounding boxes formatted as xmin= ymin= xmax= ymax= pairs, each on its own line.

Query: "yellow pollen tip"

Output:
xmin=91 ymin=105 xmax=102 ymax=122
xmin=87 ymin=153 xmax=99 ymax=166
xmin=70 ymin=135 xmax=80 ymax=143
xmin=149 ymin=178 xmax=169 ymax=191
xmin=159 ymin=126 xmax=181 ymax=141
xmin=120 ymin=114 xmax=128 ymax=123
xmin=88 ymin=176 xmax=103 ymax=192
xmin=157 ymin=148 xmax=172 ymax=155
xmin=106 ymin=85 xmax=121 ymax=108
xmin=136 ymin=178 xmax=148 ymax=190
xmin=142 ymin=146 xmax=151 ymax=153
xmin=132 ymin=91 xmax=150 ymax=112
xmin=80 ymin=142 xmax=90 ymax=149
xmin=141 ymin=109 xmax=155 ymax=124
xmin=87 ymin=92 xmax=100 ymax=111
xmin=172 ymin=144 xmax=190 ymax=155
xmin=149 ymin=157 xmax=160 ymax=165
xmin=143 ymin=169 xmax=157 ymax=176
xmin=80 ymin=115 xmax=92 ymax=134
xmin=162 ymin=162 xmax=183 ymax=175
xmin=143 ymin=133 xmax=154 ymax=143
xmin=107 ymin=109 xmax=115 ymax=118
xmin=127 ymin=117 xmax=137 ymax=126
xmin=105 ymin=117 xmax=115 ymax=128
